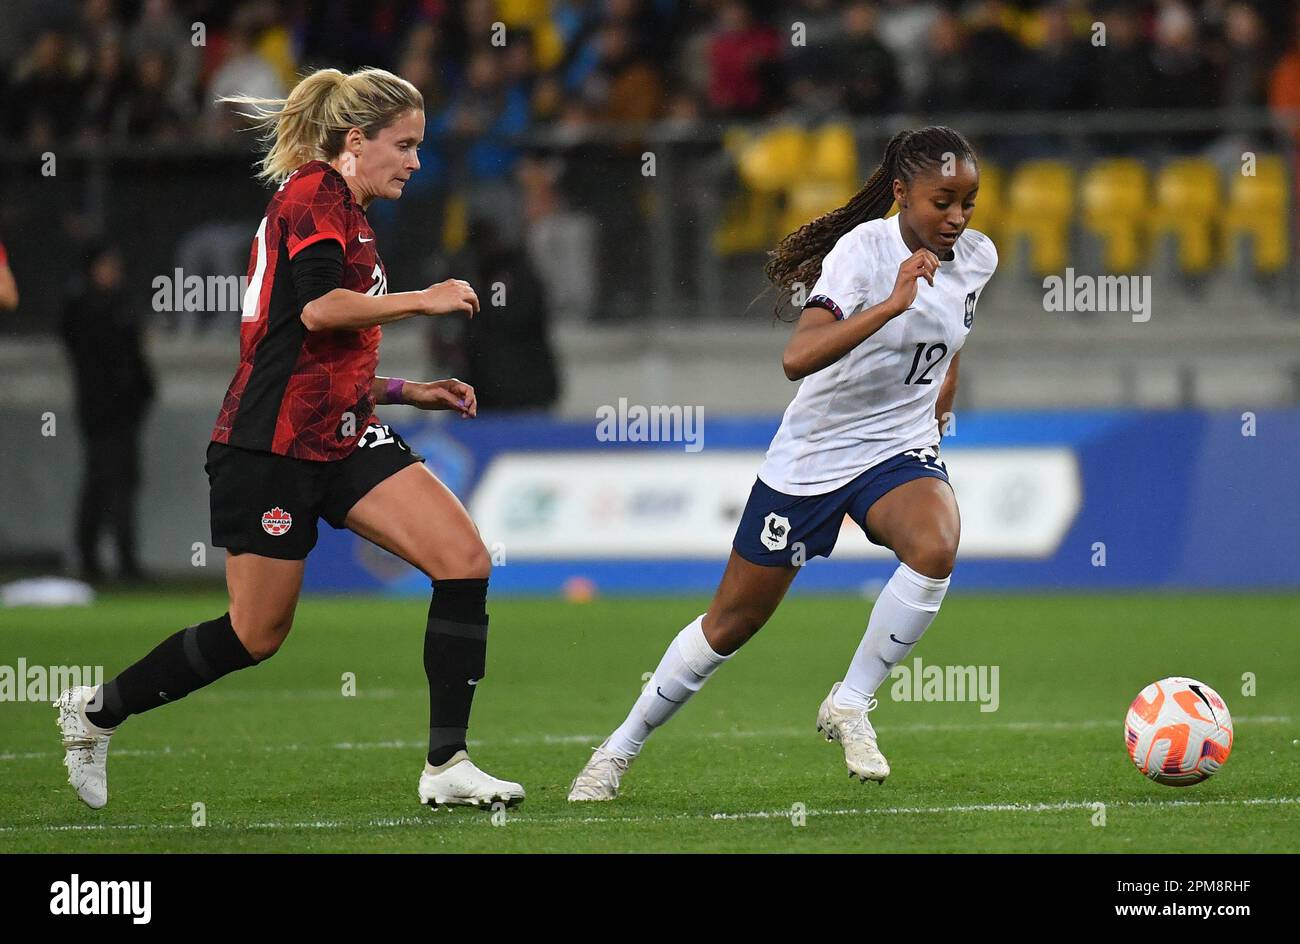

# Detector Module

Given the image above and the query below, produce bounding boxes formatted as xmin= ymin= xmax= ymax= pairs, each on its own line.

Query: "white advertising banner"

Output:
xmin=469 ymin=449 xmax=1081 ymax=560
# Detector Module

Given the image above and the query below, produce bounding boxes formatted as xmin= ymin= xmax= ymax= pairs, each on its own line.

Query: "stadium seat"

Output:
xmin=1149 ymin=159 xmax=1220 ymax=275
xmin=807 ymin=124 xmax=857 ymax=187
xmin=737 ymin=126 xmax=810 ymax=195
xmin=714 ymin=190 xmax=781 ymax=255
xmin=1222 ymin=155 xmax=1289 ymax=273
xmin=774 ymin=125 xmax=859 ymax=237
xmin=1002 ymin=160 xmax=1075 ymax=275
xmin=443 ymin=192 xmax=467 ymax=253
xmin=1081 ymin=158 xmax=1150 ymax=272
xmin=779 ymin=181 xmax=858 ymax=238
xmin=971 ymin=161 xmax=1003 ymax=246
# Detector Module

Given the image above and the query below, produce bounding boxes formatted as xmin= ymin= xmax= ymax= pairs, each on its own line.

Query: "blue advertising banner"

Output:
xmin=302 ymin=409 xmax=1300 ymax=595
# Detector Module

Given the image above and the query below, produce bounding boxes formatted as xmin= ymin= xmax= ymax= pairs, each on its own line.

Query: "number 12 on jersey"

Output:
xmin=904 ymin=342 xmax=948 ymax=385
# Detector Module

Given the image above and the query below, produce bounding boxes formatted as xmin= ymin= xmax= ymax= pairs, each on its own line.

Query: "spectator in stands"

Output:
xmin=835 ymin=2 xmax=902 ymax=116
xmin=79 ymin=36 xmax=132 ymax=140
xmin=120 ymin=50 xmax=186 ymax=142
xmin=206 ymin=12 xmax=286 ymax=138
xmin=437 ymin=50 xmax=530 ymax=180
xmin=1150 ymin=1 xmax=1220 ymax=110
xmin=1092 ymin=0 xmax=1159 ymax=111
xmin=10 ymin=30 xmax=84 ymax=147
xmin=962 ymin=0 xmax=1027 ymax=112
xmin=1012 ymin=4 xmax=1092 ymax=111
xmin=60 ymin=243 xmax=155 ymax=583
xmin=583 ymin=22 xmax=665 ymax=126
xmin=1269 ymin=4 xmax=1300 ymax=120
xmin=914 ymin=9 xmax=976 ymax=112
xmin=1268 ymin=3 xmax=1300 ymax=227
xmin=875 ymin=0 xmax=942 ymax=106
xmin=707 ymin=0 xmax=782 ymax=117
xmin=1218 ymin=2 xmax=1270 ymax=108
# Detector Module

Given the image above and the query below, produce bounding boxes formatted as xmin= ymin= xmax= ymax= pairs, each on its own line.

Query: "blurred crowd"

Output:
xmin=3 ymin=0 xmax=1300 ymax=151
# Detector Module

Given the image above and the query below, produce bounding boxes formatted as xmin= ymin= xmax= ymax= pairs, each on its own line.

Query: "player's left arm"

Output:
xmin=373 ymin=376 xmax=477 ymax=418
xmin=934 ymin=351 xmax=959 ymax=439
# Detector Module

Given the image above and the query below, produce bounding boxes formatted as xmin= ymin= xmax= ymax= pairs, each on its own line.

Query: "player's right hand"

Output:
xmin=420 ymin=279 xmax=480 ymax=317
xmin=888 ymin=249 xmax=940 ymax=313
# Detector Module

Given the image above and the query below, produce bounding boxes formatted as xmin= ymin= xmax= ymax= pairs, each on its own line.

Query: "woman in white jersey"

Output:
xmin=569 ymin=126 xmax=998 ymax=800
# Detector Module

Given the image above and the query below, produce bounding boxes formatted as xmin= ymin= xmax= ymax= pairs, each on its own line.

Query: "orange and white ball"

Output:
xmin=1125 ymin=677 xmax=1233 ymax=786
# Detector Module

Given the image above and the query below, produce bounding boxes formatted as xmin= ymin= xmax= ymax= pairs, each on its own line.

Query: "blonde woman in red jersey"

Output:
xmin=55 ymin=68 xmax=524 ymax=810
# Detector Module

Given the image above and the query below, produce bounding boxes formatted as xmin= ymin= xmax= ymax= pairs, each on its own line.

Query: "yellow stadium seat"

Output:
xmin=495 ymin=0 xmax=549 ymax=28
xmin=970 ymin=161 xmax=1003 ymax=245
xmin=714 ymin=190 xmax=780 ymax=256
xmin=443 ymin=192 xmax=467 ymax=253
xmin=737 ymin=126 xmax=809 ymax=194
xmin=807 ymin=124 xmax=857 ymax=186
xmin=1149 ymin=159 xmax=1220 ymax=274
xmin=1081 ymin=158 xmax=1150 ymax=272
xmin=1222 ymin=155 xmax=1289 ymax=273
xmin=778 ymin=181 xmax=858 ymax=239
xmin=1003 ymin=160 xmax=1075 ymax=275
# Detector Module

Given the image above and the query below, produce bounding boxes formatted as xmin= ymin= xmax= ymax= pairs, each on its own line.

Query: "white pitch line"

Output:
xmin=1 ymin=797 xmax=1297 ymax=834
xmin=705 ymin=796 xmax=1300 ymax=821
xmin=3 ymin=716 xmax=1293 ymax=763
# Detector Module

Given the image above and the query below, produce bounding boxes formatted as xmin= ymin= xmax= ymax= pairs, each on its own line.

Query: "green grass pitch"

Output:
xmin=1 ymin=590 xmax=1297 ymax=852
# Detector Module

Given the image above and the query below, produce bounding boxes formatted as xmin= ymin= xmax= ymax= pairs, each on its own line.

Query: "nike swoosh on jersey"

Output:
xmin=358 ymin=235 xmax=374 ymax=242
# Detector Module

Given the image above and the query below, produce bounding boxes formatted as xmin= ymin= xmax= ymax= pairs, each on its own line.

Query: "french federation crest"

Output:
xmin=761 ymin=512 xmax=790 ymax=551
xmin=963 ymin=290 xmax=977 ymax=328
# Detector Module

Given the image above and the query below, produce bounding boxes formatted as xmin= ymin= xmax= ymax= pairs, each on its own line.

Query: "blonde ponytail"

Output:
xmin=221 ymin=67 xmax=423 ymax=182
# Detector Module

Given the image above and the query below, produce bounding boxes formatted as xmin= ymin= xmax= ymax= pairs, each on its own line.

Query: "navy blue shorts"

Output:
xmin=732 ymin=448 xmax=950 ymax=567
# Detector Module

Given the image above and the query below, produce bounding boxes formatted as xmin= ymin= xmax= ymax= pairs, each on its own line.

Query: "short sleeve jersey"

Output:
xmin=758 ymin=214 xmax=998 ymax=495
xmin=211 ymin=160 xmax=389 ymax=461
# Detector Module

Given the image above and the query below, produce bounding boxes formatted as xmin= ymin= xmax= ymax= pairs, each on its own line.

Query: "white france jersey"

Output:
xmin=758 ymin=213 xmax=998 ymax=496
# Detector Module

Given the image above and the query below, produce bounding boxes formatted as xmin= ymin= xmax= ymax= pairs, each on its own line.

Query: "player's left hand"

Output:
xmin=404 ymin=379 xmax=477 ymax=417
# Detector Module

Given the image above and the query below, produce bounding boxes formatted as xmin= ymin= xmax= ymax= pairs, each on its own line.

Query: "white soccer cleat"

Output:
xmin=817 ymin=682 xmax=891 ymax=783
xmin=54 ymin=686 xmax=116 ymax=809
xmin=567 ymin=738 xmax=633 ymax=802
xmin=417 ymin=751 xmax=525 ymax=808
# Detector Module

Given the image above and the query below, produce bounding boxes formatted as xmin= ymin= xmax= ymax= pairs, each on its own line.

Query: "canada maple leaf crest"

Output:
xmin=261 ymin=506 xmax=292 ymax=536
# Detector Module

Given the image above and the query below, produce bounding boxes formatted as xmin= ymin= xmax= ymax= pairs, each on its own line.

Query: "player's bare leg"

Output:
xmin=819 ymin=477 xmax=960 ymax=782
xmin=344 ymin=463 xmax=523 ymax=808
xmin=56 ymin=553 xmax=299 ymax=808
xmin=569 ymin=552 xmax=798 ymax=801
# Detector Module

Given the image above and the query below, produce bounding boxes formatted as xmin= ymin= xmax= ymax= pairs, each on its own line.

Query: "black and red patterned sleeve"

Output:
xmin=282 ymin=169 xmax=349 ymax=260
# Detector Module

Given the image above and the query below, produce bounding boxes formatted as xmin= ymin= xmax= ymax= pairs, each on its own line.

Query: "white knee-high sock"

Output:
xmin=835 ymin=562 xmax=950 ymax=710
xmin=607 ymin=615 xmax=730 ymax=758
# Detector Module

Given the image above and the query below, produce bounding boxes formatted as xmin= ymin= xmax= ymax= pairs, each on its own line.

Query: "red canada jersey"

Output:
xmin=211 ymin=160 xmax=389 ymax=461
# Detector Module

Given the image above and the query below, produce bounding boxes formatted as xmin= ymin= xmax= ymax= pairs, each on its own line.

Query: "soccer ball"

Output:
xmin=1125 ymin=677 xmax=1233 ymax=786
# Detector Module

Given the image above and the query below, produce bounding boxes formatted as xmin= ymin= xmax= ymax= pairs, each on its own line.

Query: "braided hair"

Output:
xmin=765 ymin=126 xmax=977 ymax=317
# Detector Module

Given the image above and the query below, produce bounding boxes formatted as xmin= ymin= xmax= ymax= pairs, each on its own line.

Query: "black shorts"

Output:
xmin=206 ymin=422 xmax=424 ymax=560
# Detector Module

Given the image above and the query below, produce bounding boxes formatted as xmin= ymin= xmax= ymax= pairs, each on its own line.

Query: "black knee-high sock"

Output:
xmin=85 ymin=613 xmax=259 ymax=729
xmin=425 ymin=578 xmax=489 ymax=766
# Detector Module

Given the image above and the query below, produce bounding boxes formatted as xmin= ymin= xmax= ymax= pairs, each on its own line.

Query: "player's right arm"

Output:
xmin=782 ymin=248 xmax=939 ymax=381
xmin=301 ymin=279 xmax=479 ymax=331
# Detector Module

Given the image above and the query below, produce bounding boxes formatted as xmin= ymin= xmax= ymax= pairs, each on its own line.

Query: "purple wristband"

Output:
xmin=383 ymin=377 xmax=406 ymax=405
